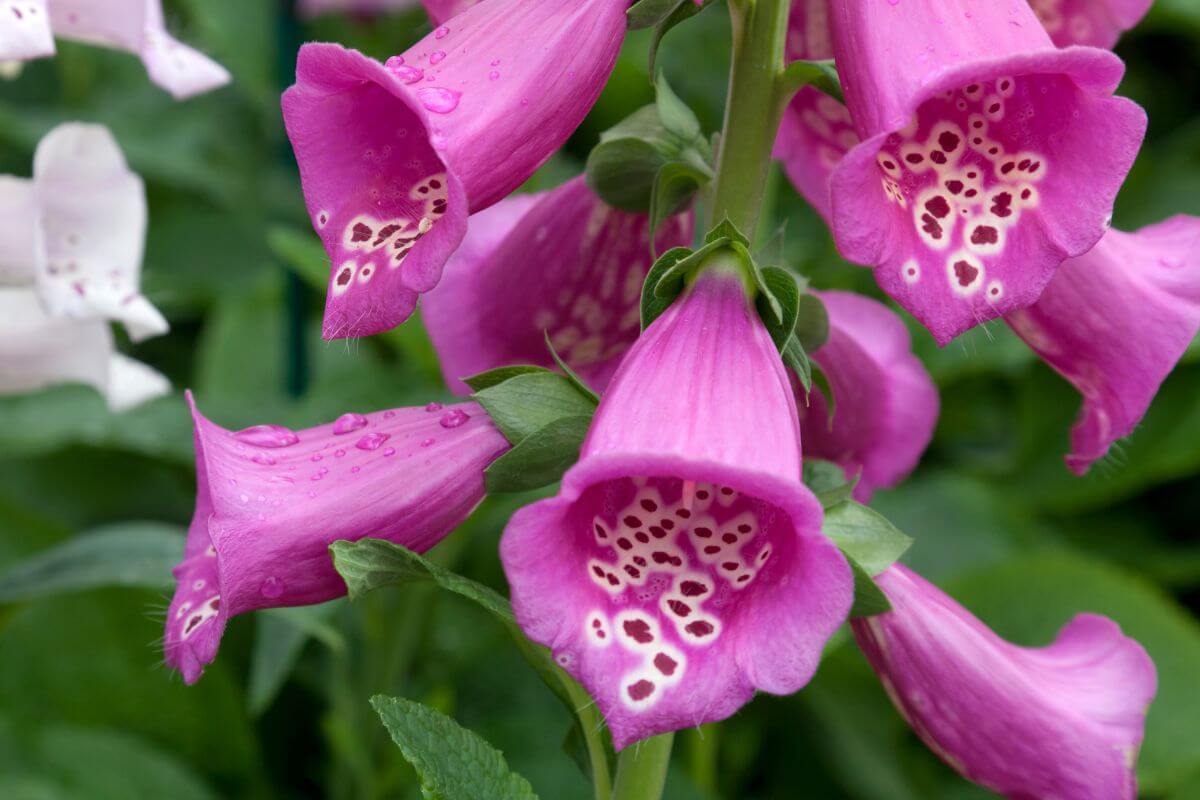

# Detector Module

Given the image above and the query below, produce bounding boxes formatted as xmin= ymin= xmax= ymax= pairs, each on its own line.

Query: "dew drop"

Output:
xmin=332 ymin=413 xmax=369 ymax=435
xmin=235 ymin=425 xmax=299 ymax=448
xmin=261 ymin=577 xmax=284 ymax=599
xmin=425 ymin=402 xmax=444 ymax=412
xmin=251 ymin=453 xmax=276 ymax=466
xmin=311 ymin=454 xmax=323 ymax=462
xmin=420 ymin=437 xmax=435 ymax=447
xmin=356 ymin=432 xmax=391 ymax=451
xmin=388 ymin=62 xmax=424 ymax=84
xmin=429 ymin=49 xmax=446 ymax=64
xmin=440 ymin=409 xmax=470 ymax=428
xmin=418 ymin=86 xmax=461 ymax=114
xmin=489 ymin=70 xmax=499 ymax=81
xmin=434 ymin=25 xmax=450 ymax=39
xmin=383 ymin=447 xmax=397 ymax=457
xmin=383 ymin=410 xmax=397 ymax=418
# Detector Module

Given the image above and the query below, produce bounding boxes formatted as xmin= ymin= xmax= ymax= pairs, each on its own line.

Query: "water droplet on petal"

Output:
xmin=252 ymin=453 xmax=276 ymax=466
xmin=311 ymin=453 xmax=323 ymax=462
xmin=418 ymin=86 xmax=461 ymax=114
xmin=335 ymin=449 xmax=346 ymax=457
xmin=235 ymin=425 xmax=299 ymax=448
xmin=489 ymin=70 xmax=500 ymax=81
xmin=388 ymin=61 xmax=424 ymax=84
xmin=425 ymin=402 xmax=443 ymax=412
xmin=356 ymin=433 xmax=391 ymax=451
xmin=434 ymin=25 xmax=450 ymax=39
xmin=440 ymin=409 xmax=470 ymax=428
xmin=261 ymin=577 xmax=284 ymax=598
xmin=333 ymin=413 xmax=369 ymax=435
xmin=429 ymin=49 xmax=446 ymax=64
xmin=383 ymin=447 xmax=396 ymax=457
xmin=420 ymin=437 xmax=435 ymax=448
xmin=383 ymin=410 xmax=397 ymax=419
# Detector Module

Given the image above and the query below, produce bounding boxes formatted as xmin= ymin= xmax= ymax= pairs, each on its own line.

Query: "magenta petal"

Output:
xmin=1032 ymin=0 xmax=1152 ymax=48
xmin=852 ymin=565 xmax=1156 ymax=800
xmin=801 ymin=291 xmax=938 ymax=501
xmin=501 ymin=270 xmax=853 ymax=750
xmin=1006 ymin=216 xmax=1200 ymax=475
xmin=163 ymin=394 xmax=509 ymax=684
xmin=826 ymin=0 xmax=1146 ymax=344
xmin=423 ymin=176 xmax=693 ymax=395
xmin=282 ymin=0 xmax=626 ymax=339
xmin=421 ymin=0 xmax=478 ymax=24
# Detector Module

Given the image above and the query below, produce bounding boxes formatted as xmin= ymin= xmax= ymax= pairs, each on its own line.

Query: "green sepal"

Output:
xmin=794 ymin=291 xmax=830 ymax=353
xmin=801 ymin=458 xmax=859 ymax=509
xmin=704 ymin=217 xmax=751 ymax=249
xmin=780 ymin=58 xmax=844 ymax=104
xmin=484 ymin=415 xmax=594 ymax=493
xmin=821 ymin=500 xmax=913 ymax=576
xmin=544 ymin=331 xmax=601 ymax=405
xmin=811 ymin=364 xmax=836 ymax=427
xmin=472 ymin=371 xmax=597 ymax=446
xmin=652 ymin=237 xmax=729 ymax=298
xmin=648 ymin=158 xmax=712 ymax=254
xmin=755 ymin=266 xmax=801 ymax=348
xmin=847 ymin=558 xmax=892 ymax=618
xmin=644 ymin=0 xmax=716 ymax=75
xmin=641 ymin=246 xmax=694 ymax=330
xmin=462 ymin=365 xmax=549 ymax=393
xmin=784 ymin=335 xmax=813 ymax=393
xmin=626 ymin=0 xmax=685 ymax=29
xmin=654 ymin=71 xmax=702 ymax=142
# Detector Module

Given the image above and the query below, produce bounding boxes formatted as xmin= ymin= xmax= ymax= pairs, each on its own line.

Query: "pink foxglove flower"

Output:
xmin=852 ymin=565 xmax=1156 ymax=800
xmin=825 ymin=0 xmax=1145 ymax=345
xmin=282 ymin=0 xmax=627 ymax=339
xmin=801 ymin=291 xmax=938 ymax=501
xmin=0 ymin=287 xmax=168 ymax=410
xmin=0 ymin=123 xmax=167 ymax=342
xmin=423 ymin=176 xmax=693 ymax=394
xmin=501 ymin=266 xmax=853 ymax=749
xmin=299 ymin=0 xmax=420 ymax=18
xmin=1030 ymin=0 xmax=1152 ymax=48
xmin=164 ymin=395 xmax=509 ymax=684
xmin=1006 ymin=216 xmax=1200 ymax=474
xmin=0 ymin=0 xmax=230 ymax=99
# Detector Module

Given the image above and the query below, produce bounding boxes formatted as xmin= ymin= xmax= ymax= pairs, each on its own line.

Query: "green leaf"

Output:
xmin=484 ymin=415 xmax=594 ymax=493
xmin=647 ymin=0 xmax=714 ymax=75
xmin=0 ymin=523 xmax=183 ymax=604
xmin=794 ymin=292 xmax=830 ymax=353
xmin=802 ymin=459 xmax=858 ymax=509
xmin=330 ymin=539 xmax=513 ymax=620
xmin=784 ymin=335 xmax=813 ymax=393
xmin=248 ymin=603 xmax=342 ymax=716
xmin=543 ymin=332 xmax=601 ymax=405
xmin=654 ymin=71 xmax=702 ymax=141
xmin=462 ymin=365 xmax=552 ymax=394
xmin=755 ymin=266 xmax=801 ymax=348
xmin=811 ymin=365 xmax=836 ymax=427
xmin=780 ymin=58 xmax=844 ymax=104
xmin=641 ymin=246 xmax=694 ymax=330
xmin=473 ymin=372 xmax=598 ymax=446
xmin=648 ymin=159 xmax=710 ymax=250
xmin=947 ymin=554 xmax=1200 ymax=794
xmin=821 ymin=502 xmax=913 ymax=577
xmin=585 ymin=135 xmax=673 ymax=213
xmin=847 ymin=558 xmax=892 ymax=618
xmin=370 ymin=696 xmax=540 ymax=800
xmin=704 ymin=217 xmax=751 ymax=248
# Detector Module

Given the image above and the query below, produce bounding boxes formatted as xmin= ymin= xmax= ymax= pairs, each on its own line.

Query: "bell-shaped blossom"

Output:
xmin=1006 ymin=216 xmax=1200 ymax=474
xmin=800 ymin=291 xmax=938 ymax=501
xmin=501 ymin=266 xmax=853 ymax=749
xmin=824 ymin=0 xmax=1145 ymax=345
xmin=1030 ymin=0 xmax=1152 ymax=48
xmin=0 ymin=123 xmax=166 ymax=341
xmin=299 ymin=0 xmax=419 ymax=18
xmin=0 ymin=1 xmax=229 ymax=99
xmin=0 ymin=287 xmax=168 ymax=410
xmin=282 ymin=0 xmax=627 ymax=340
xmin=852 ymin=565 xmax=1156 ymax=799
xmin=423 ymin=176 xmax=693 ymax=395
xmin=164 ymin=395 xmax=509 ymax=684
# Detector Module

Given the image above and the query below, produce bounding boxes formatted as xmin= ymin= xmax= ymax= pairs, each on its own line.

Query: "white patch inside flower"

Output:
xmin=902 ymin=259 xmax=921 ymax=284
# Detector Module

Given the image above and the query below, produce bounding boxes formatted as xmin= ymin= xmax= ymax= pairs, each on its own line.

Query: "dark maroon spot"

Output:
xmin=336 ymin=268 xmax=352 ymax=286
xmin=373 ymin=224 xmax=401 ymax=246
xmin=624 ymin=515 xmax=642 ymax=528
xmin=1017 ymin=159 xmax=1031 ymax=170
xmin=606 ymin=574 xmax=619 ymax=586
xmin=694 ymin=527 xmax=712 ymax=539
xmin=624 ymin=565 xmax=641 ymax=578
xmin=988 ymin=146 xmax=1000 ymax=156
xmin=920 ymin=214 xmax=944 ymax=240
xmin=1001 ymin=161 xmax=1016 ymax=175
xmin=361 ymin=267 xmax=371 ymax=277
xmin=905 ymin=153 xmax=924 ymax=165
xmin=653 ymin=653 xmax=678 ymax=676
xmin=965 ymin=189 xmax=978 ymax=198
xmin=925 ymin=196 xmax=951 ymax=218
xmin=685 ymin=621 xmax=714 ymax=637
xmin=696 ymin=490 xmax=709 ymax=500
xmin=429 ymin=179 xmax=441 ymax=189
xmin=640 ymin=499 xmax=658 ymax=512
xmin=881 ymin=159 xmax=896 ymax=171
xmin=623 ymin=619 xmax=654 ymax=644
xmin=633 ymin=556 xmax=647 ymax=567
xmin=967 ymin=83 xmax=979 ymax=92
xmin=929 ymin=150 xmax=948 ymax=165
xmin=676 ymin=509 xmax=692 ymax=519
xmin=628 ymin=679 xmax=655 ymax=701
xmin=971 ymin=119 xmax=984 ymax=129
xmin=720 ymin=488 xmax=734 ymax=497
xmin=946 ymin=180 xmax=964 ymax=195
xmin=1027 ymin=161 xmax=1040 ymax=173
xmin=652 ymin=551 xmax=673 ymax=564
xmin=703 ymin=545 xmax=720 ymax=555
xmin=990 ymin=286 xmax=1000 ymax=296
xmin=990 ymin=192 xmax=1013 ymax=218
xmin=737 ymin=575 xmax=751 ymax=583
xmin=592 ymin=566 xmax=605 ymax=579
xmin=418 ymin=186 xmax=429 ymax=194
xmin=722 ymin=562 xmax=738 ymax=571
xmin=1021 ymin=188 xmax=1032 ymax=200
xmin=937 ymin=131 xmax=960 ymax=152
xmin=667 ymin=600 xmax=691 ymax=617
xmin=660 ymin=519 xmax=675 ymax=530
xmin=635 ymin=532 xmax=650 ymax=544
xmin=649 ymin=526 xmax=666 ymax=539
xmin=597 ymin=630 xmax=606 ymax=638
xmin=972 ymin=136 xmax=984 ymax=145
xmin=988 ymin=103 xmax=1001 ymax=114
xmin=737 ymin=524 xmax=752 ymax=534
xmin=617 ymin=538 xmax=632 ymax=551
xmin=1000 ymin=80 xmax=1011 ymax=90
xmin=953 ymin=260 xmax=980 ymax=287
xmin=594 ymin=524 xmax=607 ymax=539
xmin=680 ymin=580 xmax=708 ymax=597
xmin=970 ymin=225 xmax=999 ymax=245
xmin=967 ymin=171 xmax=978 ymax=179
xmin=722 ymin=533 xmax=738 ymax=545
xmin=185 ymin=616 xmax=202 ymax=634
xmin=592 ymin=618 xmax=602 ymax=628
xmin=351 ymin=223 xmax=372 ymax=242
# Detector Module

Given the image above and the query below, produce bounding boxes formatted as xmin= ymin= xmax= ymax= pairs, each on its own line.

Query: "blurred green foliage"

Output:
xmin=0 ymin=1 xmax=1198 ymax=798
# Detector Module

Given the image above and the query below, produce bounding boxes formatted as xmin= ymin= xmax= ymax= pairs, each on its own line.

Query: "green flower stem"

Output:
xmin=611 ymin=733 xmax=675 ymax=800
xmin=708 ymin=0 xmax=793 ymax=236
xmin=563 ymin=678 xmax=614 ymax=800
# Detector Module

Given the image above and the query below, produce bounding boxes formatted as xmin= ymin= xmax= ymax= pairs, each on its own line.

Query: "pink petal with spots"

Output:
xmin=1006 ymin=216 xmax=1200 ymax=475
xmin=164 ymin=393 xmax=509 ymax=684
xmin=35 ymin=1 xmax=230 ymax=99
xmin=299 ymin=0 xmax=420 ymax=18
xmin=852 ymin=565 xmax=1156 ymax=800
xmin=0 ymin=0 xmax=54 ymax=60
xmin=1031 ymin=0 xmax=1152 ymax=48
xmin=800 ymin=291 xmax=938 ymax=501
xmin=501 ymin=269 xmax=852 ymax=750
xmin=826 ymin=0 xmax=1146 ymax=345
xmin=282 ymin=0 xmax=626 ymax=339
xmin=423 ymin=176 xmax=693 ymax=395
